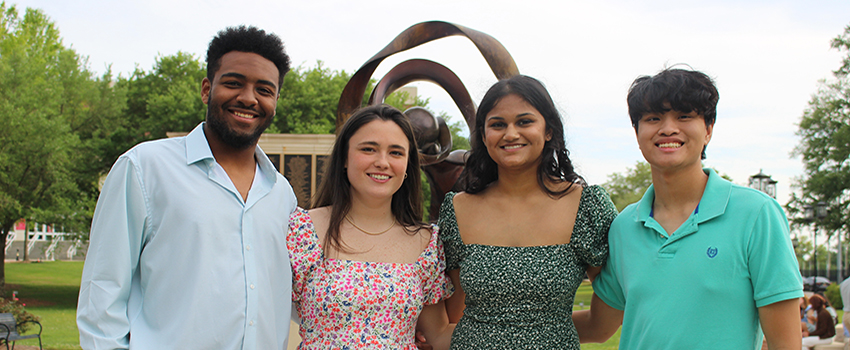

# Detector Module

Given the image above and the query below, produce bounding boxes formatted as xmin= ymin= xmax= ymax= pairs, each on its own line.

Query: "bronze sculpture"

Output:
xmin=336 ymin=21 xmax=519 ymax=218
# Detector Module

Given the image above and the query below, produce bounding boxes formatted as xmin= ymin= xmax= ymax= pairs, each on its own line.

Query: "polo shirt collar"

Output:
xmin=184 ymin=122 xmax=278 ymax=184
xmin=695 ymin=168 xmax=730 ymax=224
xmin=634 ymin=168 xmax=730 ymax=225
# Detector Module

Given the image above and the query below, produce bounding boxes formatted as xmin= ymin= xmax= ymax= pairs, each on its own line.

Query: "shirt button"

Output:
xmin=246 ymin=245 xmax=251 ymax=251
xmin=250 ymin=284 xmax=255 ymax=290
xmin=249 ymin=320 xmax=254 ymax=326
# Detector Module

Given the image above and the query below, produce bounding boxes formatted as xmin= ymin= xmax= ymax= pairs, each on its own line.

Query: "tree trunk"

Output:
xmin=23 ymin=222 xmax=28 ymax=262
xmin=0 ymin=227 xmax=7 ymax=289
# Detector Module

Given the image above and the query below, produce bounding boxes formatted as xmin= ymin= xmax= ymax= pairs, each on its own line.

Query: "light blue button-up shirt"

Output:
xmin=77 ymin=123 xmax=297 ymax=349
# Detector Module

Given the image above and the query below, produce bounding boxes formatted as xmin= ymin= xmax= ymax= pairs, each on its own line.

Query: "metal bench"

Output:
xmin=0 ymin=313 xmax=42 ymax=350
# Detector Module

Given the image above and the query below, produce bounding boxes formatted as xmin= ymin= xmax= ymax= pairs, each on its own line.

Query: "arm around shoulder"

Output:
xmin=573 ymin=293 xmax=623 ymax=343
xmin=77 ymin=156 xmax=147 ymax=349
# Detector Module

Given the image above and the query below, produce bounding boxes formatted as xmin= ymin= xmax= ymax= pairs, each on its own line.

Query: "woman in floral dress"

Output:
xmin=287 ymin=104 xmax=454 ymax=349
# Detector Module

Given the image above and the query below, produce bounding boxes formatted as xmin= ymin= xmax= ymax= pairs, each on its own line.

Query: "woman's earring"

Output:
xmin=404 ymin=173 xmax=408 ymax=179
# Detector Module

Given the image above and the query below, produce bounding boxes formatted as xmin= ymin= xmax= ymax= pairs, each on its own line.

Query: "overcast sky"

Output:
xmin=13 ymin=0 xmax=850 ymax=220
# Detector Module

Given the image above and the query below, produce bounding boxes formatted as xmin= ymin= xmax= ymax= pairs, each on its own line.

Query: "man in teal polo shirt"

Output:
xmin=573 ymin=68 xmax=804 ymax=349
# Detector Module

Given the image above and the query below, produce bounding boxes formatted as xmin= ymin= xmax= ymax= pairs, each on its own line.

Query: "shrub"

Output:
xmin=0 ymin=297 xmax=40 ymax=334
xmin=826 ymin=282 xmax=843 ymax=309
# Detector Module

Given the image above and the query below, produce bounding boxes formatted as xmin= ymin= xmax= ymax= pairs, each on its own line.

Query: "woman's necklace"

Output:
xmin=344 ymin=215 xmax=395 ymax=235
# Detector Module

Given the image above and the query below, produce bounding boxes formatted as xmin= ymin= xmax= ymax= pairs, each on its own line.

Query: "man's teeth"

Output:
xmin=233 ymin=111 xmax=256 ymax=119
xmin=370 ymin=174 xmax=390 ymax=180
xmin=658 ymin=142 xmax=682 ymax=148
xmin=503 ymin=145 xmax=523 ymax=150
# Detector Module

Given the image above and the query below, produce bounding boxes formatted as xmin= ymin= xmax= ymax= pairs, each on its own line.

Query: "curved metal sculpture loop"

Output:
xmin=336 ymin=20 xmax=520 ymax=128
xmin=336 ymin=21 xmax=520 ymax=218
xmin=370 ymin=59 xmax=476 ymax=128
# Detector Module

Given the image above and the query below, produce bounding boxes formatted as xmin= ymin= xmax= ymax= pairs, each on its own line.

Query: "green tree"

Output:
xmin=602 ymin=161 xmax=652 ymax=211
xmin=276 ymin=61 xmax=361 ymax=134
xmin=119 ymin=52 xmax=206 ymax=147
xmin=444 ymin=112 xmax=471 ymax=152
xmin=0 ymin=3 xmax=109 ymax=285
xmin=787 ymin=24 xmax=850 ymax=252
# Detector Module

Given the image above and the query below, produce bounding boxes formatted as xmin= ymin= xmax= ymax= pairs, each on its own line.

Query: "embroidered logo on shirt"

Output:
xmin=706 ymin=247 xmax=718 ymax=258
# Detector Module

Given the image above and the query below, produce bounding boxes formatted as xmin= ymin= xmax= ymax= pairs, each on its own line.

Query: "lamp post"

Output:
xmin=804 ymin=201 xmax=828 ymax=293
xmin=748 ymin=169 xmax=777 ymax=199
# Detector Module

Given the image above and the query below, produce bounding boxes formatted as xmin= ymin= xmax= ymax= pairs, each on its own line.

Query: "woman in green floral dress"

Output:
xmin=438 ymin=75 xmax=618 ymax=349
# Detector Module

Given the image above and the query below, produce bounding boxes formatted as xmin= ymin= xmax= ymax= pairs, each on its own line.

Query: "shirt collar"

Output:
xmin=186 ymin=123 xmax=214 ymax=165
xmin=635 ymin=168 xmax=730 ymax=224
xmin=184 ymin=122 xmax=279 ymax=184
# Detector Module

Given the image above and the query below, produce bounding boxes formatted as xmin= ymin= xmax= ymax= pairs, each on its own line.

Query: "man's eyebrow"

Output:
xmin=220 ymin=72 xmax=277 ymax=90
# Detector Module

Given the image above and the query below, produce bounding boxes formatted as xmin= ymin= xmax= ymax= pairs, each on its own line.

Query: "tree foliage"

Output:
xmin=602 ymin=161 xmax=652 ymax=211
xmin=119 ymin=51 xmax=206 ymax=149
xmin=0 ymin=2 xmax=477 ymax=288
xmin=788 ymin=24 xmax=850 ymax=243
xmin=0 ymin=3 xmax=126 ymax=286
xmin=275 ymin=61 xmax=361 ymax=134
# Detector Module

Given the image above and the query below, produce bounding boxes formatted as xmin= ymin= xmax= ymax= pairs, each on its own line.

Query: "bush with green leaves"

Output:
xmin=825 ymin=282 xmax=843 ymax=310
xmin=0 ymin=297 xmax=40 ymax=334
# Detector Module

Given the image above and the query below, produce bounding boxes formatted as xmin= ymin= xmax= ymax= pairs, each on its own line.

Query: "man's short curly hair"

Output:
xmin=206 ymin=25 xmax=291 ymax=88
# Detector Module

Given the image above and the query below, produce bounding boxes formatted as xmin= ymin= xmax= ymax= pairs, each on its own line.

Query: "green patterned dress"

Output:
xmin=438 ymin=185 xmax=617 ymax=349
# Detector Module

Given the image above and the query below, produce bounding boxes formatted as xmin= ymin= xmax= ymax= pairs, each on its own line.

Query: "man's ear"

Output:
xmin=201 ymin=77 xmax=211 ymax=105
xmin=704 ymin=122 xmax=714 ymax=145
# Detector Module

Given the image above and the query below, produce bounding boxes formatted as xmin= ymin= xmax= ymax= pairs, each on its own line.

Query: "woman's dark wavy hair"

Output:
xmin=457 ymin=75 xmax=584 ymax=197
xmin=312 ymin=104 xmax=425 ymax=254
xmin=627 ymin=68 xmax=719 ymax=159
xmin=206 ymin=25 xmax=291 ymax=88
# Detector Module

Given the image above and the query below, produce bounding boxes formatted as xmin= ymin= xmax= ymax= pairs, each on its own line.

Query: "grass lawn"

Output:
xmin=2 ymin=260 xmax=622 ymax=349
xmin=5 ymin=260 xmax=83 ymax=350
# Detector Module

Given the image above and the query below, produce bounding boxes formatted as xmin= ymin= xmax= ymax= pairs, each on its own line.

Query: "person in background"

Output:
xmin=801 ymin=297 xmax=816 ymax=335
xmin=287 ymin=104 xmax=454 ymax=349
xmin=574 ymin=67 xmax=803 ymax=349
xmin=77 ymin=26 xmax=297 ymax=349
xmin=841 ymin=277 xmax=850 ymax=338
xmin=803 ymin=294 xmax=835 ymax=348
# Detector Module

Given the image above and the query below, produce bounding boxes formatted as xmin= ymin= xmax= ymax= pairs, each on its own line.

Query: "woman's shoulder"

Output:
xmin=578 ymin=184 xmax=616 ymax=210
xmin=417 ymin=223 xmax=440 ymax=252
xmin=450 ymin=190 xmax=487 ymax=210
xmin=288 ymin=207 xmax=323 ymax=250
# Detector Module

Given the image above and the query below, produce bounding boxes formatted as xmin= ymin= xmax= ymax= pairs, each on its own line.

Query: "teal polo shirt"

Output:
xmin=593 ymin=169 xmax=803 ymax=350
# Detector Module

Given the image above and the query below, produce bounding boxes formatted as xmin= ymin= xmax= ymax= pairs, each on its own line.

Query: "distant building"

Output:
xmin=5 ymin=219 xmax=85 ymax=261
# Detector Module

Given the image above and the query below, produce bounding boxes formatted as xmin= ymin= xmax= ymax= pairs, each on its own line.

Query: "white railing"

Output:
xmin=4 ymin=232 xmax=15 ymax=254
xmin=67 ymin=240 xmax=81 ymax=260
xmin=26 ymin=237 xmax=36 ymax=257
xmin=44 ymin=239 xmax=60 ymax=261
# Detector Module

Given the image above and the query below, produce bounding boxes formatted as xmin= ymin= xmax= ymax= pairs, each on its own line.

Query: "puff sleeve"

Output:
xmin=287 ymin=208 xmax=322 ymax=306
xmin=437 ymin=192 xmax=465 ymax=271
xmin=573 ymin=185 xmax=618 ymax=267
xmin=420 ymin=225 xmax=455 ymax=305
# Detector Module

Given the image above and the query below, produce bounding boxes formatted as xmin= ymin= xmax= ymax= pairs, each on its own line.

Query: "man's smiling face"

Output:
xmin=201 ymin=51 xmax=279 ymax=150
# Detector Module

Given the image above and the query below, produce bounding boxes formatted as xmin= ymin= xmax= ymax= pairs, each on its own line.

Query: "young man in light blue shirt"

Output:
xmin=574 ymin=68 xmax=803 ymax=349
xmin=77 ymin=26 xmax=298 ymax=349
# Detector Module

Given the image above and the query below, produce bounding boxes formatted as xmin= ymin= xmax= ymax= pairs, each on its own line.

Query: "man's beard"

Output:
xmin=205 ymin=103 xmax=273 ymax=150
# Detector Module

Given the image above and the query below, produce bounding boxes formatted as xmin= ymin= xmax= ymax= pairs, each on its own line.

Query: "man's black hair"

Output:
xmin=206 ymin=25 xmax=291 ymax=88
xmin=627 ymin=68 xmax=719 ymax=159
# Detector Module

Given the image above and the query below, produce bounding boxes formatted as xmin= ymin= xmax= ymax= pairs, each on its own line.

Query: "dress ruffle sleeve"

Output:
xmin=287 ymin=207 xmax=322 ymax=306
xmin=420 ymin=224 xmax=455 ymax=305
xmin=437 ymin=192 xmax=465 ymax=271
xmin=573 ymin=185 xmax=618 ymax=267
